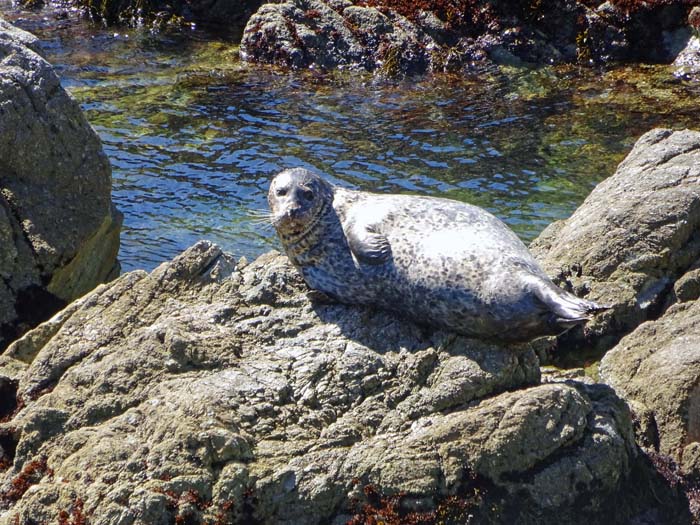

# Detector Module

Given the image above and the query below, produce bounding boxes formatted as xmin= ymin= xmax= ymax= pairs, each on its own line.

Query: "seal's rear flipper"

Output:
xmin=553 ymin=315 xmax=590 ymax=329
xmin=530 ymin=277 xmax=607 ymax=331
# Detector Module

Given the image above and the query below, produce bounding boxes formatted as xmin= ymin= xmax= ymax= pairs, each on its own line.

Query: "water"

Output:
xmin=3 ymin=2 xmax=700 ymax=272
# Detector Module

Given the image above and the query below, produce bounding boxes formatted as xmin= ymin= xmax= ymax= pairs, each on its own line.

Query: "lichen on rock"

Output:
xmin=599 ymin=299 xmax=700 ymax=465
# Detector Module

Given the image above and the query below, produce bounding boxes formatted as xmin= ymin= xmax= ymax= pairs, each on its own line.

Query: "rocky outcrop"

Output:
xmin=599 ymin=299 xmax=700 ymax=475
xmin=11 ymin=0 xmax=698 ymax=74
xmin=0 ymin=243 xmax=684 ymax=524
xmin=530 ymin=128 xmax=700 ymax=356
xmin=592 ymin=131 xmax=700 ymax=475
xmin=0 ymin=19 xmax=122 ymax=350
xmin=240 ymin=0 xmax=699 ymax=75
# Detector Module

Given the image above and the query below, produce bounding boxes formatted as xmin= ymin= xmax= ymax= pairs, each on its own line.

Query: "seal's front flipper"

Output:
xmin=306 ymin=289 xmax=336 ymax=304
xmin=346 ymin=222 xmax=392 ymax=265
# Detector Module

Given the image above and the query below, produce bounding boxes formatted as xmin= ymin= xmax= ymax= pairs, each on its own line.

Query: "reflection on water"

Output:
xmin=3 ymin=2 xmax=700 ymax=271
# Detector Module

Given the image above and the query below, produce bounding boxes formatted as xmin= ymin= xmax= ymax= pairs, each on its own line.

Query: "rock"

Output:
xmin=239 ymin=0 xmax=591 ymax=75
xmin=592 ymin=1 xmax=698 ymax=63
xmin=0 ymin=19 xmax=122 ymax=350
xmin=682 ymin=442 xmax=700 ymax=478
xmin=0 ymin=242 xmax=686 ymax=524
xmin=599 ymin=299 xmax=700 ymax=465
xmin=531 ymin=128 xmax=700 ymax=355
xmin=593 ymin=125 xmax=700 ymax=481
xmin=240 ymin=0 xmax=440 ymax=76
xmin=240 ymin=0 xmax=699 ymax=74
xmin=185 ymin=0 xmax=262 ymax=31
xmin=673 ymin=35 xmax=700 ymax=80
xmin=671 ymin=260 xmax=700 ymax=305
xmin=580 ymin=7 xmax=630 ymax=64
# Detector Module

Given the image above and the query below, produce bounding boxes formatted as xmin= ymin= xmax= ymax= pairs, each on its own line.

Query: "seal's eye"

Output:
xmin=276 ymin=187 xmax=288 ymax=197
xmin=301 ymin=189 xmax=314 ymax=201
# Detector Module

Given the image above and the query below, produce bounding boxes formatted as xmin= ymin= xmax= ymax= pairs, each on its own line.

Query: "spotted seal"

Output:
xmin=268 ymin=167 xmax=606 ymax=342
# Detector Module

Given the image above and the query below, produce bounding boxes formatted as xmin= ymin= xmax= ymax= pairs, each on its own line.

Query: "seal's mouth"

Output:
xmin=274 ymin=201 xmax=326 ymax=244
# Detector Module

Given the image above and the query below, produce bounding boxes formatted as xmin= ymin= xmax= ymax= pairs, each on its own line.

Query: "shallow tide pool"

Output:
xmin=3 ymin=3 xmax=700 ymax=271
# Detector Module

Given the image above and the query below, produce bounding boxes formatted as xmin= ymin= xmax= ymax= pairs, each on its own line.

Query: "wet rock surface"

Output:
xmin=240 ymin=0 xmax=452 ymax=75
xmin=0 ymin=242 xmax=685 ymax=524
xmin=0 ymin=19 xmax=121 ymax=351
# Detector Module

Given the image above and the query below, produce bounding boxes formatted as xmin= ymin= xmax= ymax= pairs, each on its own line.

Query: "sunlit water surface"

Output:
xmin=3 ymin=2 xmax=700 ymax=271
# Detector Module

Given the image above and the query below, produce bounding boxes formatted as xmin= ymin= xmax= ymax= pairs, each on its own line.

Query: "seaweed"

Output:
xmin=648 ymin=451 xmax=700 ymax=525
xmin=0 ymin=456 xmax=53 ymax=504
xmin=346 ymin=477 xmax=488 ymax=525
xmin=58 ymin=497 xmax=89 ymax=525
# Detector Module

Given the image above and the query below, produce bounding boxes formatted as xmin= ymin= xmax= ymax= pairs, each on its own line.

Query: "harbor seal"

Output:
xmin=268 ymin=167 xmax=606 ymax=342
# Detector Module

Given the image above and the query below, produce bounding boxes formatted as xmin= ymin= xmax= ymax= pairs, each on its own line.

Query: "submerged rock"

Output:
xmin=530 ymin=128 xmax=700 ymax=356
xmin=0 ymin=19 xmax=122 ymax=351
xmin=0 ymin=242 xmax=684 ymax=524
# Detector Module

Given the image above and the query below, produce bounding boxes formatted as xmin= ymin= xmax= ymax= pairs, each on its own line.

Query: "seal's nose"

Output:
xmin=287 ymin=204 xmax=303 ymax=219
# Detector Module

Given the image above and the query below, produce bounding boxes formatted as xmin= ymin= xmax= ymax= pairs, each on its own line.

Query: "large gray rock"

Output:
xmin=599 ymin=299 xmax=700 ymax=473
xmin=0 ymin=243 xmax=685 ymax=524
xmin=238 ymin=0 xmax=595 ymax=75
xmin=531 ymin=128 xmax=700 ymax=353
xmin=0 ymin=19 xmax=121 ymax=350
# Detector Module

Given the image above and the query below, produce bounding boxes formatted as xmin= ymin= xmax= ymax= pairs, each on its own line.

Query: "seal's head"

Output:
xmin=268 ymin=168 xmax=334 ymax=243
